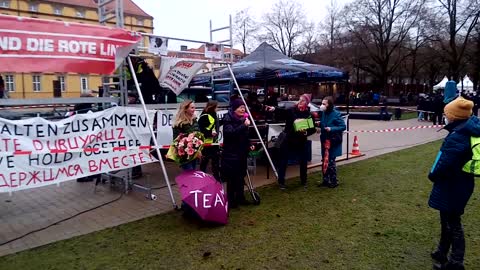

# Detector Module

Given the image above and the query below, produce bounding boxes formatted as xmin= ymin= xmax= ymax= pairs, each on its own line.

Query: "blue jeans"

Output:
xmin=180 ymin=160 xmax=197 ymax=171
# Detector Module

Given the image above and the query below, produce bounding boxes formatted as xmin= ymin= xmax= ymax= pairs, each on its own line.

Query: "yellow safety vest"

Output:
xmin=200 ymin=114 xmax=216 ymax=144
xmin=463 ymin=136 xmax=480 ymax=176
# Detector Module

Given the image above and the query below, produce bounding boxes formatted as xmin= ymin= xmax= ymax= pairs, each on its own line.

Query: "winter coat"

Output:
xmin=221 ymin=112 xmax=250 ymax=178
xmin=283 ymin=107 xmax=316 ymax=149
xmin=428 ymin=116 xmax=480 ymax=214
xmin=172 ymin=119 xmax=199 ymax=140
xmin=320 ymin=108 xmax=346 ymax=158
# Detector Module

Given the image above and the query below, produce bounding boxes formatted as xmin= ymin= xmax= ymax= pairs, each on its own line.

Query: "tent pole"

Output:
xmin=127 ymin=57 xmax=177 ymax=208
xmin=227 ymin=64 xmax=278 ymax=179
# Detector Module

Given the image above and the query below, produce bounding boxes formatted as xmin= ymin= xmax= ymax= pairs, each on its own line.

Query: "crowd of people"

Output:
xmin=171 ymin=94 xmax=346 ymax=209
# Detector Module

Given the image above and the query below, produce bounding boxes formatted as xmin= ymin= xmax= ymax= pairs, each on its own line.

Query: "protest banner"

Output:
xmin=160 ymin=61 xmax=206 ymax=95
xmin=0 ymin=107 xmax=156 ymax=193
xmin=158 ymin=57 xmax=181 ymax=83
xmin=156 ymin=109 xmax=228 ymax=146
xmin=148 ymin=36 xmax=168 ymax=56
xmin=0 ymin=14 xmax=140 ymax=74
xmin=204 ymin=43 xmax=223 ymax=59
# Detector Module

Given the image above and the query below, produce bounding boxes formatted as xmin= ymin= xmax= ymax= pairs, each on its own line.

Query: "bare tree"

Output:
xmin=296 ymin=23 xmax=319 ymax=59
xmin=405 ymin=13 xmax=437 ymax=84
xmin=260 ymin=0 xmax=308 ymax=57
xmin=434 ymin=0 xmax=480 ymax=81
xmin=319 ymin=0 xmax=343 ymax=52
xmin=343 ymin=0 xmax=427 ymax=92
xmin=233 ymin=8 xmax=258 ymax=55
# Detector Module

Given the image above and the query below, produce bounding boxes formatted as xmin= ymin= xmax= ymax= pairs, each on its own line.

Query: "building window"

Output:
xmin=137 ymin=18 xmax=144 ymax=26
xmin=29 ymin=3 xmax=38 ymax=12
xmin=76 ymin=9 xmax=85 ymax=18
xmin=80 ymin=76 xmax=88 ymax=93
xmin=32 ymin=75 xmax=41 ymax=92
xmin=0 ymin=1 xmax=10 ymax=8
xmin=54 ymin=6 xmax=63 ymax=15
xmin=58 ymin=75 xmax=66 ymax=92
xmin=5 ymin=74 xmax=14 ymax=92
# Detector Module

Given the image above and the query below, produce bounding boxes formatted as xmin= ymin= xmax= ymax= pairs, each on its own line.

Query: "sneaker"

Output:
xmin=279 ymin=184 xmax=287 ymax=190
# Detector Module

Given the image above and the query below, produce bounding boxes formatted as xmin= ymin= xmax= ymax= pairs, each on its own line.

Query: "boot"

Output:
xmin=431 ymin=250 xmax=448 ymax=270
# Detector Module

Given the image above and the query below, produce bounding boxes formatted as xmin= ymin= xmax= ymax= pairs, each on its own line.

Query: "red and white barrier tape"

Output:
xmin=348 ymin=124 xmax=444 ymax=133
xmin=159 ymin=143 xmax=223 ymax=149
xmin=336 ymin=105 xmax=435 ymax=114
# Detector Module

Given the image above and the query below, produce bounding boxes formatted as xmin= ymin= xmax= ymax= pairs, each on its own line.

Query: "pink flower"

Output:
xmin=188 ymin=133 xmax=195 ymax=140
xmin=186 ymin=147 xmax=195 ymax=156
xmin=187 ymin=142 xmax=193 ymax=148
xmin=195 ymin=140 xmax=203 ymax=147
xmin=177 ymin=148 xmax=185 ymax=156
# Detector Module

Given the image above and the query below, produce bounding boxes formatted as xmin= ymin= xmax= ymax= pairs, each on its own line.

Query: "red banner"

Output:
xmin=0 ymin=15 xmax=140 ymax=74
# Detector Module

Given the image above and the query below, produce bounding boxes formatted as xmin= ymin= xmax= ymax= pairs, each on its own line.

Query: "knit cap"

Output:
xmin=300 ymin=94 xmax=311 ymax=104
xmin=444 ymin=97 xmax=473 ymax=122
xmin=231 ymin=98 xmax=245 ymax=111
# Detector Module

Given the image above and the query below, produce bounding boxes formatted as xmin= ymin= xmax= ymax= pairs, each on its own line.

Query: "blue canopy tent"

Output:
xmin=190 ymin=42 xmax=347 ymax=86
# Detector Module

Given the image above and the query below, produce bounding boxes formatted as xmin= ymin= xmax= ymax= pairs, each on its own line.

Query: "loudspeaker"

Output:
xmin=53 ymin=80 xmax=61 ymax=98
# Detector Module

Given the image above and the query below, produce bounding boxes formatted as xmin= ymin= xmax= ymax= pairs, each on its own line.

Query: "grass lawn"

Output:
xmin=398 ymin=111 xmax=418 ymax=120
xmin=1 ymin=141 xmax=479 ymax=269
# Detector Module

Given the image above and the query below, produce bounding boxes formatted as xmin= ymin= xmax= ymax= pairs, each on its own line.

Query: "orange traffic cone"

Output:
xmin=351 ymin=135 xmax=361 ymax=155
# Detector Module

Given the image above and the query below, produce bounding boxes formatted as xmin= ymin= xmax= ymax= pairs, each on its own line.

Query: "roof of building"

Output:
xmin=187 ymin=45 xmax=244 ymax=56
xmin=44 ymin=0 xmax=152 ymax=19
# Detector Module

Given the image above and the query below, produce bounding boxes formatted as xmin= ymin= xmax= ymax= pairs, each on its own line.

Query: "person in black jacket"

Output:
xmin=221 ymin=99 xmax=254 ymax=208
xmin=199 ymin=100 xmax=220 ymax=181
xmin=428 ymin=97 xmax=480 ymax=270
xmin=277 ymin=94 xmax=316 ymax=189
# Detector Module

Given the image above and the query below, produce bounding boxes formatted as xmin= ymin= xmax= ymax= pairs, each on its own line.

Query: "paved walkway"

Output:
xmin=0 ymin=118 xmax=446 ymax=256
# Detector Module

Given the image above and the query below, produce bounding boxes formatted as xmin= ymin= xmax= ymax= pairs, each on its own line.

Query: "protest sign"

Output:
xmin=148 ymin=36 xmax=168 ymax=56
xmin=0 ymin=107 xmax=155 ymax=193
xmin=160 ymin=61 xmax=205 ymax=95
xmin=204 ymin=43 xmax=223 ymax=59
xmin=0 ymin=14 xmax=140 ymax=74
xmin=158 ymin=57 xmax=181 ymax=83
xmin=156 ymin=109 xmax=228 ymax=146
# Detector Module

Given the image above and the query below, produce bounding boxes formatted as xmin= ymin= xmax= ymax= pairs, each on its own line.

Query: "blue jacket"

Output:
xmin=320 ymin=108 xmax=346 ymax=158
xmin=428 ymin=116 xmax=480 ymax=214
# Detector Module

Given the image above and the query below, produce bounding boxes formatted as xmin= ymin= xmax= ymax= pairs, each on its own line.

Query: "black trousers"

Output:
xmin=277 ymin=141 xmax=308 ymax=185
xmin=200 ymin=146 xmax=220 ymax=181
xmin=437 ymin=211 xmax=465 ymax=263
xmin=432 ymin=113 xmax=443 ymax=125
xmin=226 ymin=175 xmax=245 ymax=206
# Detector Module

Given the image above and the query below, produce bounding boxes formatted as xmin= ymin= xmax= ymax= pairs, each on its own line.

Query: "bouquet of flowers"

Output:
xmin=166 ymin=131 xmax=205 ymax=165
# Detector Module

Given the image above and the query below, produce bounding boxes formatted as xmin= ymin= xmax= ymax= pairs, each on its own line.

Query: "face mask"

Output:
xmin=320 ymin=105 xmax=327 ymax=111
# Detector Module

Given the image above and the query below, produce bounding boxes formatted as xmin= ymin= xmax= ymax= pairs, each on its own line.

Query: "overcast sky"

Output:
xmin=132 ymin=0 xmax=352 ymax=50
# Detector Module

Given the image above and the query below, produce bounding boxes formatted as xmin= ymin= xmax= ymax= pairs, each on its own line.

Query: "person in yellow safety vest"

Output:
xmin=428 ymin=97 xmax=480 ymax=270
xmin=199 ymin=100 xmax=220 ymax=181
